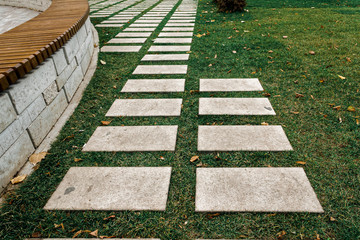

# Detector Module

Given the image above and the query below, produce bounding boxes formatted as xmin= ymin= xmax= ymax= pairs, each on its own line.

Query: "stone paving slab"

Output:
xmin=106 ymin=98 xmax=183 ymax=116
xmin=149 ymin=45 xmax=191 ymax=52
xmin=158 ymin=32 xmax=193 ymax=37
xmin=135 ymin=20 xmax=162 ymax=23
xmin=166 ymin=23 xmax=195 ymax=26
xmin=142 ymin=54 xmax=189 ymax=61
xmin=101 ymin=46 xmax=142 ymax=52
xmin=102 ymin=20 xmax=129 ymax=23
xmin=198 ymin=125 xmax=293 ymax=151
xmin=129 ymin=24 xmax=159 ymax=27
xmin=83 ymin=126 xmax=178 ymax=151
xmin=199 ymin=98 xmax=276 ymax=115
xmin=168 ymin=20 xmax=195 ymax=22
xmin=154 ymin=38 xmax=192 ymax=43
xmin=44 ymin=167 xmax=172 ymax=211
xmin=200 ymin=78 xmax=263 ymax=92
xmin=162 ymin=27 xmax=194 ymax=31
xmin=195 ymin=168 xmax=324 ymax=212
xmin=121 ymin=79 xmax=185 ymax=92
xmin=133 ymin=65 xmax=188 ymax=74
xmin=124 ymin=28 xmax=156 ymax=31
xmin=116 ymin=32 xmax=152 ymax=37
xmin=108 ymin=38 xmax=147 ymax=43
xmin=96 ymin=24 xmax=124 ymax=27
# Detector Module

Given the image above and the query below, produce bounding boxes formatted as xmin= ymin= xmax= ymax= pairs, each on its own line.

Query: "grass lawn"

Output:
xmin=0 ymin=0 xmax=359 ymax=239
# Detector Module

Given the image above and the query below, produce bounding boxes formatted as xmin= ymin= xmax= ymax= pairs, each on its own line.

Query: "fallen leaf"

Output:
xmin=283 ymin=36 xmax=288 ymax=39
xmin=159 ymin=156 xmax=165 ymax=160
xmin=74 ymin=158 xmax=83 ymax=162
xmin=190 ymin=156 xmax=199 ymax=162
xmin=263 ymin=92 xmax=271 ymax=97
xmin=268 ymin=50 xmax=274 ymax=53
xmin=347 ymin=106 xmax=356 ymax=112
xmin=54 ymin=223 xmax=65 ymax=230
xmin=11 ymin=175 xmax=27 ymax=184
xmin=207 ymin=213 xmax=221 ymax=219
xmin=333 ymin=106 xmax=341 ymax=110
xmin=62 ymin=134 xmax=74 ymax=142
xmin=72 ymin=230 xmax=82 ymax=238
xmin=338 ymin=75 xmax=346 ymax=80
xmin=99 ymin=236 xmax=116 ymax=239
xmin=330 ymin=216 xmax=336 ymax=221
xmin=90 ymin=229 xmax=99 ymax=237
xmin=232 ymin=50 xmax=237 ymax=53
xmin=195 ymin=33 xmax=202 ymax=38
xmin=214 ymin=54 xmax=217 ymax=59
xmin=309 ymin=51 xmax=315 ymax=55
xmin=113 ymin=85 xmax=117 ymax=89
xmin=29 ymin=152 xmax=47 ymax=165
xmin=291 ymin=111 xmax=299 ymax=114
xmin=295 ymin=93 xmax=304 ymax=98
xmin=101 ymin=121 xmax=111 ymax=126
xmin=31 ymin=232 xmax=41 ymax=238
xmin=296 ymin=161 xmax=306 ymax=165
xmin=208 ymin=64 xmax=213 ymax=67
xmin=261 ymin=122 xmax=269 ymax=126
xmin=346 ymin=57 xmax=352 ymax=63
xmin=100 ymin=60 xmax=106 ymax=65
xmin=277 ymin=230 xmax=286 ymax=239
xmin=103 ymin=215 xmax=116 ymax=221
xmin=356 ymin=119 xmax=360 ymax=125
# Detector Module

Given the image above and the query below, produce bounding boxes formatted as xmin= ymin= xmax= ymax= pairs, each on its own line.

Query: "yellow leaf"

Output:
xmin=190 ymin=156 xmax=199 ymax=162
xmin=74 ymin=158 xmax=83 ymax=162
xmin=29 ymin=152 xmax=47 ymax=165
xmin=54 ymin=223 xmax=65 ymax=230
xmin=338 ymin=75 xmax=346 ymax=80
xmin=90 ymin=229 xmax=99 ymax=237
xmin=291 ymin=111 xmax=299 ymax=114
xmin=330 ymin=217 xmax=336 ymax=222
xmin=195 ymin=33 xmax=202 ymax=38
xmin=347 ymin=106 xmax=356 ymax=112
xmin=356 ymin=119 xmax=360 ymax=125
xmin=261 ymin=122 xmax=269 ymax=126
xmin=11 ymin=175 xmax=27 ymax=184
xmin=309 ymin=51 xmax=315 ymax=55
xmin=72 ymin=230 xmax=82 ymax=238
xmin=101 ymin=121 xmax=111 ymax=126
xmin=296 ymin=161 xmax=306 ymax=165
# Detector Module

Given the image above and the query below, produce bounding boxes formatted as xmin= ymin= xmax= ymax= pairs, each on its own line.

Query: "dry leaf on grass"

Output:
xmin=90 ymin=229 xmax=99 ymax=237
xmin=100 ymin=60 xmax=106 ymax=65
xmin=74 ymin=158 xmax=83 ymax=162
xmin=103 ymin=215 xmax=116 ymax=221
xmin=330 ymin=216 xmax=336 ymax=221
xmin=29 ymin=152 xmax=47 ymax=165
xmin=347 ymin=106 xmax=356 ymax=112
xmin=54 ymin=223 xmax=65 ymax=230
xmin=190 ymin=156 xmax=199 ymax=162
xmin=295 ymin=93 xmax=304 ymax=98
xmin=11 ymin=175 xmax=27 ymax=184
xmin=338 ymin=75 xmax=346 ymax=80
xmin=296 ymin=161 xmax=306 ymax=165
xmin=101 ymin=121 xmax=112 ymax=126
xmin=72 ymin=230 xmax=82 ymax=238
xmin=309 ymin=51 xmax=315 ymax=55
xmin=261 ymin=122 xmax=269 ymax=126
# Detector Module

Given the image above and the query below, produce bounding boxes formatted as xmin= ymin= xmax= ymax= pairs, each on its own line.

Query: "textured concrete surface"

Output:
xmin=166 ymin=23 xmax=195 ymax=26
xmin=162 ymin=27 xmax=194 ymax=31
xmin=199 ymin=98 xmax=276 ymax=115
xmin=95 ymin=24 xmax=124 ymax=27
xmin=158 ymin=32 xmax=193 ymax=37
xmin=198 ymin=125 xmax=293 ymax=151
xmin=195 ymin=168 xmax=324 ymax=212
xmin=149 ymin=45 xmax=191 ymax=52
xmin=142 ymin=54 xmax=189 ymax=61
xmin=200 ymin=78 xmax=263 ymax=92
xmin=116 ymin=32 xmax=152 ymax=37
xmin=121 ymin=79 xmax=185 ymax=92
xmin=133 ymin=65 xmax=187 ymax=74
xmin=108 ymin=38 xmax=147 ymax=43
xmin=154 ymin=38 xmax=192 ymax=43
xmin=124 ymin=27 xmax=156 ymax=31
xmin=129 ymin=23 xmax=159 ymax=27
xmin=83 ymin=126 xmax=178 ymax=151
xmin=0 ymin=6 xmax=39 ymax=34
xmin=44 ymin=167 xmax=172 ymax=211
xmin=101 ymin=46 xmax=142 ymax=52
xmin=106 ymin=99 xmax=183 ymax=116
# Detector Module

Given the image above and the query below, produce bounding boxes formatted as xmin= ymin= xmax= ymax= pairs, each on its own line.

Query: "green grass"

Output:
xmin=1 ymin=0 xmax=359 ymax=239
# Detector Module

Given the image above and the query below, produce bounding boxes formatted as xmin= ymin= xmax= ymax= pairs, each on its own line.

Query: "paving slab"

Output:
xmin=96 ymin=24 xmax=124 ymax=27
xmin=162 ymin=27 xmax=194 ymax=31
xmin=133 ymin=65 xmax=187 ymax=74
xmin=200 ymin=78 xmax=263 ymax=92
xmin=199 ymin=98 xmax=276 ymax=115
xmin=108 ymin=38 xmax=147 ymax=43
xmin=149 ymin=45 xmax=191 ymax=52
xmin=168 ymin=20 xmax=195 ymax=22
xmin=106 ymin=98 xmax=183 ymax=116
xmin=154 ymin=38 xmax=192 ymax=43
xmin=135 ymin=20 xmax=162 ymax=23
xmin=116 ymin=32 xmax=152 ymax=37
xmin=83 ymin=126 xmax=178 ymax=151
xmin=121 ymin=79 xmax=185 ymax=92
xmin=44 ymin=167 xmax=171 ymax=211
xmin=195 ymin=167 xmax=324 ymax=212
xmin=166 ymin=23 xmax=195 ymax=26
xmin=142 ymin=54 xmax=189 ymax=61
xmin=129 ymin=24 xmax=159 ymax=27
xmin=101 ymin=46 xmax=142 ymax=52
xmin=124 ymin=28 xmax=156 ymax=31
xmin=139 ymin=17 xmax=165 ymax=20
xmin=198 ymin=125 xmax=293 ymax=151
xmin=102 ymin=20 xmax=129 ymax=23
xmin=158 ymin=32 xmax=193 ymax=37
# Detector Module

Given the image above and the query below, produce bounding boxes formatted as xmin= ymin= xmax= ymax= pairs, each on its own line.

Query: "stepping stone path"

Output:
xmin=44 ymin=0 xmax=323 ymax=238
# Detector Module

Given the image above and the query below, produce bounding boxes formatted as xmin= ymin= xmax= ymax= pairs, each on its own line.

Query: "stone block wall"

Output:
xmin=0 ymin=18 xmax=96 ymax=193
xmin=0 ymin=0 xmax=51 ymax=11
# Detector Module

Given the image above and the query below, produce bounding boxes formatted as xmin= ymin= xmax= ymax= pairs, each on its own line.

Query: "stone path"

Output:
xmin=0 ymin=6 xmax=39 ymax=34
xmin=43 ymin=0 xmax=324 ymax=238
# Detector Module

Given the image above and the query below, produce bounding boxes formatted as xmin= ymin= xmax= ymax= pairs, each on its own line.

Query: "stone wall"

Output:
xmin=0 ymin=18 xmax=97 ymax=193
xmin=0 ymin=0 xmax=51 ymax=11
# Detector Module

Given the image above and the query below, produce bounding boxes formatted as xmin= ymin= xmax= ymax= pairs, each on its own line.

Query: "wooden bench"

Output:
xmin=0 ymin=0 xmax=90 ymax=91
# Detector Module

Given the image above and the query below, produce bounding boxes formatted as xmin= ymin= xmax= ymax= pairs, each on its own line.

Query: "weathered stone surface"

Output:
xmin=28 ymin=90 xmax=68 ymax=147
xmin=162 ymin=27 xmax=194 ymax=31
xmin=79 ymin=50 xmax=91 ymax=76
xmin=0 ymin=93 xmax=17 ymax=133
xmin=0 ymin=131 xmax=34 ymax=192
xmin=102 ymin=20 xmax=128 ymax=23
xmin=101 ymin=46 xmax=142 ymax=52
xmin=42 ymin=81 xmax=58 ymax=105
xmin=198 ymin=125 xmax=293 ymax=151
xmin=148 ymin=45 xmax=191 ymax=52
xmin=168 ymin=20 xmax=195 ymax=22
xmin=44 ymin=167 xmax=172 ymax=211
xmin=199 ymin=98 xmax=276 ymax=115
xmin=64 ymin=67 xmax=84 ymax=101
xmin=165 ymin=23 xmax=195 ymax=26
xmin=8 ymin=59 xmax=57 ymax=114
xmin=124 ymin=28 xmax=156 ymax=31
xmin=106 ymin=98 xmax=183 ymax=117
xmin=154 ymin=38 xmax=192 ymax=43
xmin=200 ymin=78 xmax=263 ymax=92
xmin=116 ymin=32 xmax=152 ymax=37
xmin=95 ymin=24 xmax=124 ymax=27
xmin=108 ymin=38 xmax=147 ymax=43
xmin=121 ymin=79 xmax=185 ymax=92
xmin=158 ymin=32 xmax=193 ymax=37
xmin=195 ymin=168 xmax=324 ymax=212
xmin=63 ymin=34 xmax=80 ymax=63
xmin=51 ymin=48 xmax=68 ymax=75
xmin=133 ymin=65 xmax=187 ymax=74
xmin=83 ymin=126 xmax=178 ymax=152
xmin=129 ymin=24 xmax=159 ymax=27
xmin=76 ymin=24 xmax=88 ymax=46
xmin=56 ymin=58 xmax=77 ymax=90
xmin=141 ymin=54 xmax=189 ymax=61
xmin=135 ymin=20 xmax=162 ymax=23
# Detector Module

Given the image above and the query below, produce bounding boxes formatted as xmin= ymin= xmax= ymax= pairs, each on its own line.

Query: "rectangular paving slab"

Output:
xmin=124 ymin=27 xmax=156 ymax=31
xmin=83 ymin=126 xmax=178 ymax=151
xmin=198 ymin=125 xmax=293 ymax=151
xmin=148 ymin=45 xmax=191 ymax=52
xmin=101 ymin=46 xmax=142 ymax=52
xmin=154 ymin=38 xmax=192 ymax=43
xmin=44 ymin=167 xmax=172 ymax=211
xmin=200 ymin=78 xmax=264 ymax=92
xmin=121 ymin=79 xmax=185 ymax=92
xmin=106 ymin=99 xmax=183 ymax=117
xmin=108 ymin=38 xmax=147 ymax=43
xmin=96 ymin=24 xmax=124 ymax=27
xmin=199 ymin=98 xmax=276 ymax=115
xmin=141 ymin=54 xmax=189 ymax=61
xmin=162 ymin=27 xmax=194 ymax=31
xmin=116 ymin=32 xmax=152 ymax=37
xmin=166 ymin=23 xmax=195 ymax=26
xmin=195 ymin=168 xmax=324 ymax=212
xmin=129 ymin=23 xmax=159 ymax=27
xmin=133 ymin=65 xmax=187 ymax=74
xmin=158 ymin=32 xmax=193 ymax=37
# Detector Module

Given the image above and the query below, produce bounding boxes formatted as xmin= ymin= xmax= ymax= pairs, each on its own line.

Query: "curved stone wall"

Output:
xmin=0 ymin=18 xmax=98 ymax=193
xmin=0 ymin=0 xmax=51 ymax=11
